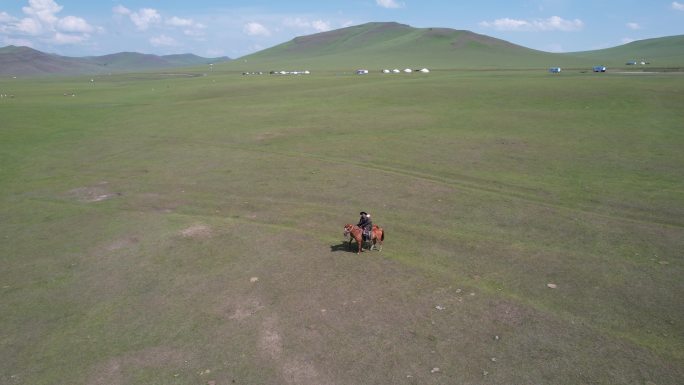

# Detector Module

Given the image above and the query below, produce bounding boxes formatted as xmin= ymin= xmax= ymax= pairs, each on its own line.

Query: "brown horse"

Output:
xmin=343 ymin=224 xmax=385 ymax=254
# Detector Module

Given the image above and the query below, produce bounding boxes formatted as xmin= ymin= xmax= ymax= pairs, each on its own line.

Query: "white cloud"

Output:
xmin=376 ymin=0 xmax=403 ymax=9
xmin=113 ymin=5 xmax=131 ymax=16
xmin=673 ymin=2 xmax=684 ymax=11
xmin=0 ymin=0 xmax=98 ymax=46
xmin=244 ymin=22 xmax=271 ymax=36
xmin=52 ymin=31 xmax=88 ymax=44
xmin=480 ymin=18 xmax=527 ymax=30
xmin=283 ymin=17 xmax=331 ymax=32
xmin=0 ymin=11 xmax=17 ymax=23
xmin=149 ymin=34 xmax=177 ymax=47
xmin=57 ymin=15 xmax=94 ymax=33
xmin=165 ymin=16 xmax=205 ymax=37
xmin=283 ymin=17 xmax=310 ymax=29
xmin=626 ymin=22 xmax=641 ymax=30
xmin=183 ymin=29 xmax=203 ymax=37
xmin=22 ymin=0 xmax=62 ymax=26
xmin=14 ymin=17 xmax=43 ymax=35
xmin=311 ymin=20 xmax=331 ymax=32
xmin=166 ymin=16 xmax=194 ymax=27
xmin=479 ymin=16 xmax=584 ymax=32
xmin=129 ymin=8 xmax=161 ymax=31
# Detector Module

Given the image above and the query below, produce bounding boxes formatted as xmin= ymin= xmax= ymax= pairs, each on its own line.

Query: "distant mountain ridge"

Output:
xmin=0 ymin=46 xmax=230 ymax=76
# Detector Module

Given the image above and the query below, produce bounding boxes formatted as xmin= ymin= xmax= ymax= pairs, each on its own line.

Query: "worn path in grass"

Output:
xmin=1 ymin=70 xmax=682 ymax=384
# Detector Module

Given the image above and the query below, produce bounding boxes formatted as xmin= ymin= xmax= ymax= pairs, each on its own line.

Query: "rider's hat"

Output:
xmin=359 ymin=211 xmax=368 ymax=215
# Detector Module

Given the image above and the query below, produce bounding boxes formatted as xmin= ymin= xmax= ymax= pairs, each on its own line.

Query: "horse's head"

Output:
xmin=343 ymin=224 xmax=354 ymax=238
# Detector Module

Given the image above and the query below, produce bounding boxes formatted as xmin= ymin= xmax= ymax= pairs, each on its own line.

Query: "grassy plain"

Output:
xmin=1 ymin=69 xmax=683 ymax=385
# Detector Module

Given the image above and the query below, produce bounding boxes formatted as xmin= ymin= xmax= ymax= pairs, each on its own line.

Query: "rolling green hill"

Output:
xmin=228 ymin=22 xmax=684 ymax=71
xmin=235 ymin=22 xmax=568 ymax=70
xmin=563 ymin=35 xmax=684 ymax=68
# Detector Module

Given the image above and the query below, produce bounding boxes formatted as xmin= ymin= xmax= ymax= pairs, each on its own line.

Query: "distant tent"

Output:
xmin=403 ymin=68 xmax=412 ymax=73
xmin=392 ymin=69 xmax=401 ymax=73
xmin=381 ymin=69 xmax=391 ymax=74
xmin=356 ymin=69 xmax=369 ymax=75
xmin=418 ymin=68 xmax=430 ymax=73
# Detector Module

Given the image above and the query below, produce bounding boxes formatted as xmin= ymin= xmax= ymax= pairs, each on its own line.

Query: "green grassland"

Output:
xmin=1 ymin=68 xmax=683 ymax=384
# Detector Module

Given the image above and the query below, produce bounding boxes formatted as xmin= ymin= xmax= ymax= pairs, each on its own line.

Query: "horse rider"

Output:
xmin=357 ymin=211 xmax=373 ymax=241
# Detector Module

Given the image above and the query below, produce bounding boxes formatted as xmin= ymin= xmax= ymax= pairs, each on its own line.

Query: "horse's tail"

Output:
xmin=381 ymin=228 xmax=385 ymax=241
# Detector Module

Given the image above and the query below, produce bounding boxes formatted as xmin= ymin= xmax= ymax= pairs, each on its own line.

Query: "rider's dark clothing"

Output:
xmin=357 ymin=216 xmax=372 ymax=231
xmin=357 ymin=215 xmax=373 ymax=239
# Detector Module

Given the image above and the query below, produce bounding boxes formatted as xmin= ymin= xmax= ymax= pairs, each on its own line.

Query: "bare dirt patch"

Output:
xmin=179 ymin=224 xmax=212 ymax=239
xmin=104 ymin=236 xmax=140 ymax=252
xmin=258 ymin=316 xmax=331 ymax=385
xmin=87 ymin=346 xmax=189 ymax=385
xmin=259 ymin=317 xmax=283 ymax=359
xmin=221 ymin=297 xmax=264 ymax=321
xmin=67 ymin=182 xmax=119 ymax=203
xmin=132 ymin=192 xmax=186 ymax=213
xmin=490 ymin=300 xmax=528 ymax=327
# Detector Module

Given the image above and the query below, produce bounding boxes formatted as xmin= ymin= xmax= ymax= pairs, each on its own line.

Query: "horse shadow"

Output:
xmin=330 ymin=241 xmax=379 ymax=253
xmin=330 ymin=241 xmax=351 ymax=253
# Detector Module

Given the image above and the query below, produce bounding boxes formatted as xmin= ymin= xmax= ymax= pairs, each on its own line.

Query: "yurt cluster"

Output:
xmin=357 ymin=68 xmax=430 ymax=74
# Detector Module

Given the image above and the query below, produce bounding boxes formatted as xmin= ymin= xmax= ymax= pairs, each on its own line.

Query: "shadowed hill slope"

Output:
xmin=0 ymin=46 xmax=93 ymax=76
xmin=0 ymin=46 xmax=230 ymax=76
xmin=82 ymin=52 xmax=230 ymax=70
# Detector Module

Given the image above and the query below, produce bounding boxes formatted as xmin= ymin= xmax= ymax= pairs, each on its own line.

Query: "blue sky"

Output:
xmin=1 ymin=0 xmax=683 ymax=57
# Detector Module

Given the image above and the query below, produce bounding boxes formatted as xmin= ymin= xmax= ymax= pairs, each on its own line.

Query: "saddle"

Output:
xmin=362 ymin=229 xmax=371 ymax=240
